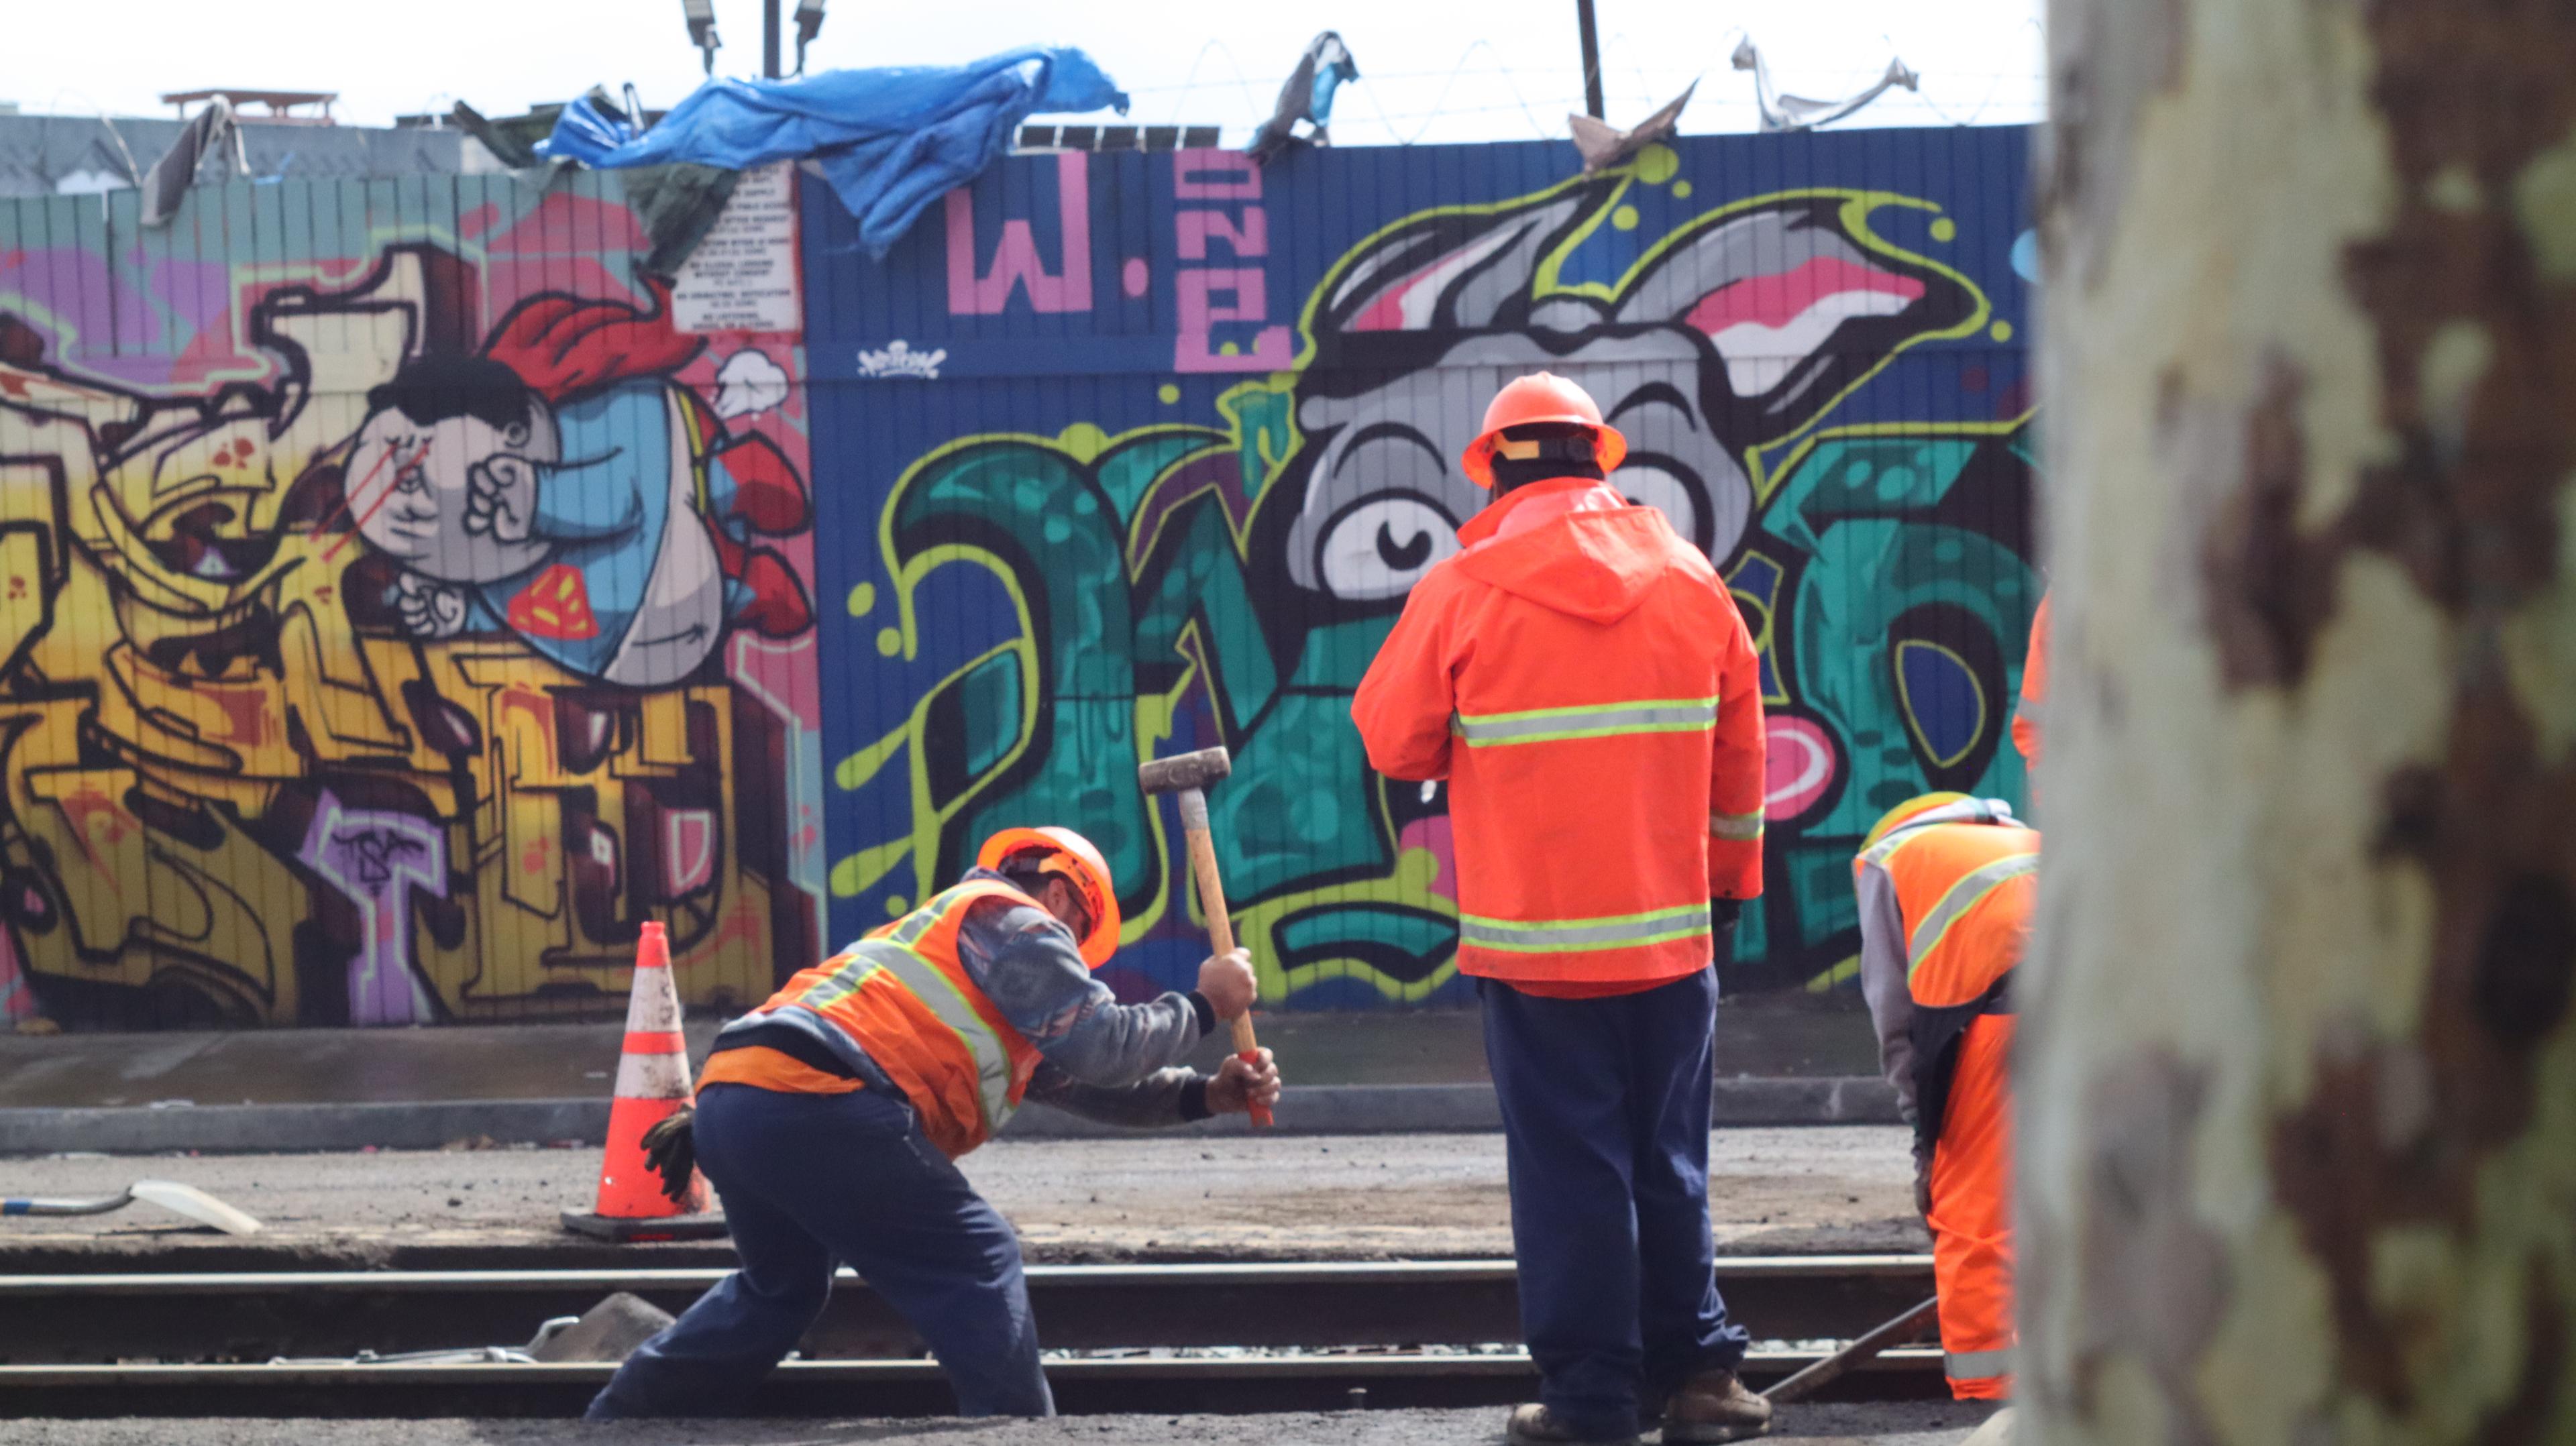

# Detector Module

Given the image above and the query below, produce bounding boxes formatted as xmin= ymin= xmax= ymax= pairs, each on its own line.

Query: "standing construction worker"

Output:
xmin=588 ymin=826 xmax=1279 ymax=1419
xmin=1353 ymin=373 xmax=1771 ymax=1445
xmin=1851 ymin=793 xmax=2035 ymax=1400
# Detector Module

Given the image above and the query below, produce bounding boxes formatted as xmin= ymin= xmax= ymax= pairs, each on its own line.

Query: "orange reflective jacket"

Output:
xmin=2012 ymin=592 xmax=2050 ymax=771
xmin=708 ymin=881 xmax=1044 ymax=1158
xmin=1353 ymin=478 xmax=1766 ymax=989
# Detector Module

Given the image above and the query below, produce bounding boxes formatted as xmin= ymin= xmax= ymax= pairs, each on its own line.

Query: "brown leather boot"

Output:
xmin=1507 ymin=1403 xmax=1641 ymax=1446
xmin=1660 ymin=1369 xmax=1772 ymax=1442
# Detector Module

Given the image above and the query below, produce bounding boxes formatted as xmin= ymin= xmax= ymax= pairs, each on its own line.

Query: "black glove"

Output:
xmin=641 ymin=1106 xmax=697 ymax=1207
xmin=1713 ymin=898 xmax=1742 ymax=932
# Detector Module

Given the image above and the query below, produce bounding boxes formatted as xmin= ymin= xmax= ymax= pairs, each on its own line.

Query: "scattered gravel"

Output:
xmin=0 ymin=1129 xmax=1928 ymax=1264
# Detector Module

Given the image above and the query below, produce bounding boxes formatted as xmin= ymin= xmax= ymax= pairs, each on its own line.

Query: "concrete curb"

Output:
xmin=0 ymin=1078 xmax=1897 ymax=1155
xmin=0 ymin=1099 xmax=609 ymax=1156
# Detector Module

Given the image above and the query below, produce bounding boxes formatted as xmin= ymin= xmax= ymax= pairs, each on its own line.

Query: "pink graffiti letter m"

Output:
xmin=944 ymin=152 xmax=1093 ymax=315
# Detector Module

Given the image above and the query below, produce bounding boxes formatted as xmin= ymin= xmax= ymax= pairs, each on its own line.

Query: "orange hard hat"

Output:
xmin=1460 ymin=372 xmax=1629 ymax=488
xmin=977 ymin=826 xmax=1122 ymax=968
xmin=1860 ymin=793 xmax=2020 ymax=856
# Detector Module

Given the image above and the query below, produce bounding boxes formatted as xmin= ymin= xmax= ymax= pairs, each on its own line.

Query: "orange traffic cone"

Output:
xmin=561 ymin=922 xmax=727 ymax=1241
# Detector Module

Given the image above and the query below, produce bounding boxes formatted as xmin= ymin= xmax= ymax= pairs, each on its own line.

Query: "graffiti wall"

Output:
xmin=0 ymin=129 xmax=2031 ymax=1027
xmin=0 ymin=172 xmax=825 ymax=1027
xmin=804 ymin=127 xmax=2038 ymax=1007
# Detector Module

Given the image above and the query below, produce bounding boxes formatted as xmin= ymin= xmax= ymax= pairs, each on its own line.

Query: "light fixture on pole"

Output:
xmin=682 ymin=0 xmax=720 ymax=76
xmin=794 ymin=0 xmax=827 ymax=74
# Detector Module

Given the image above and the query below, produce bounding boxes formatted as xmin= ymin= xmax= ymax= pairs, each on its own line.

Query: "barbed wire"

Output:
xmin=1122 ymin=66 xmax=2049 ymax=96
xmin=1151 ymin=39 xmax=1271 ymax=126
xmin=1119 ymin=26 xmax=2043 ymax=147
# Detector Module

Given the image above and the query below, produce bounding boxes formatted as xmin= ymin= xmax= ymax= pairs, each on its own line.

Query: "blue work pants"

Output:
xmin=587 ymin=1082 xmax=1049 ymax=1419
xmin=1481 ymin=967 xmax=1750 ymax=1439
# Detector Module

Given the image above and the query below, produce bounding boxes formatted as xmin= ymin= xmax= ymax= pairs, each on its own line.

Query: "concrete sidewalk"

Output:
xmin=0 ymin=1003 xmax=1894 ymax=1154
xmin=0 ymin=1127 xmax=1928 ymax=1270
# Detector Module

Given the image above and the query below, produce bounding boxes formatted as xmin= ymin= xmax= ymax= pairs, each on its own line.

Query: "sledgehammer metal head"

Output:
xmin=1138 ymin=747 xmax=1231 ymax=827
xmin=1138 ymin=746 xmax=1231 ymax=797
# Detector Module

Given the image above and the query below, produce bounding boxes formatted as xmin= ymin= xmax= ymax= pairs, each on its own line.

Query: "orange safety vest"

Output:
xmin=706 ymin=880 xmax=1046 ymax=1158
xmin=1860 ymin=817 xmax=2036 ymax=1008
xmin=1854 ymin=815 xmax=2037 ymax=1142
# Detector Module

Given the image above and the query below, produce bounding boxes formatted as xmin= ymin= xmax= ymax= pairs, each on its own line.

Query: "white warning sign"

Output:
xmin=673 ymin=162 xmax=802 ymax=335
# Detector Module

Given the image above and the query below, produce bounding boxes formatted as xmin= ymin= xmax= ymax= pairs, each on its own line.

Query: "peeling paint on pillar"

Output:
xmin=2030 ymin=0 xmax=2576 ymax=1437
xmin=2070 ymin=1052 xmax=2228 ymax=1446
xmin=2182 ymin=356 xmax=2352 ymax=691
xmin=2042 ymin=0 xmax=2190 ymax=288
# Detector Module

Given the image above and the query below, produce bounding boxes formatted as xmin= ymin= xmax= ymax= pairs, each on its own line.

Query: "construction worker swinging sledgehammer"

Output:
xmin=1851 ymin=793 xmax=2036 ymax=1401
xmin=586 ymin=826 xmax=1279 ymax=1419
xmin=1354 ymin=373 xmax=1774 ymax=1444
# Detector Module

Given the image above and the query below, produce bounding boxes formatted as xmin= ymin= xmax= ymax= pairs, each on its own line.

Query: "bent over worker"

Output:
xmin=588 ymin=826 xmax=1279 ymax=1419
xmin=1353 ymin=373 xmax=1772 ymax=1445
xmin=1852 ymin=793 xmax=2036 ymax=1400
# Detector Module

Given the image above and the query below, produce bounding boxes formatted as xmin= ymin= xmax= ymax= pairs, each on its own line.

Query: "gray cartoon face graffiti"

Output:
xmin=1274 ymin=188 xmax=1979 ymax=606
xmin=1284 ymin=330 xmax=1754 ymax=602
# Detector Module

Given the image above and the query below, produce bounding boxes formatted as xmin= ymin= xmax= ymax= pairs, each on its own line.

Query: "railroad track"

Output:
xmin=0 ymin=1256 xmax=1945 ymax=1416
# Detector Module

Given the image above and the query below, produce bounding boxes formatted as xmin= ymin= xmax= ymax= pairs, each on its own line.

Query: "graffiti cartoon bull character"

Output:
xmin=859 ymin=165 xmax=2010 ymax=1004
xmin=346 ymin=286 xmax=812 ymax=683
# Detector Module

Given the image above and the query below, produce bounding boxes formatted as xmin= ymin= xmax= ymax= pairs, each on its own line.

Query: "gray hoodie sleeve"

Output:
xmin=955 ymin=890 xmax=1208 ymax=1087
xmin=1854 ymin=860 xmax=1919 ymax=1129
xmin=1023 ymin=1061 xmax=1212 ymax=1127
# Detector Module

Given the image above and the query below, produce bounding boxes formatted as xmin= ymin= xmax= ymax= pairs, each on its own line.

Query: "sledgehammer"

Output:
xmin=1760 ymin=1295 xmax=1939 ymax=1403
xmin=1138 ymin=746 xmax=1271 ymax=1127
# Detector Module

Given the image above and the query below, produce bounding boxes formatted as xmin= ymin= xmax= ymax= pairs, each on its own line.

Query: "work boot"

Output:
xmin=1507 ymin=1403 xmax=1640 ymax=1446
xmin=1660 ymin=1369 xmax=1772 ymax=1442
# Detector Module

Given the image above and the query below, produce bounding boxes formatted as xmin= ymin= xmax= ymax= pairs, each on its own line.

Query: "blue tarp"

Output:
xmin=541 ymin=48 xmax=1128 ymax=259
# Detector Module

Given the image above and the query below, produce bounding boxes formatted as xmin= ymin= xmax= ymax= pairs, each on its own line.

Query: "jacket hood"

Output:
xmin=1452 ymin=479 xmax=1711 ymax=624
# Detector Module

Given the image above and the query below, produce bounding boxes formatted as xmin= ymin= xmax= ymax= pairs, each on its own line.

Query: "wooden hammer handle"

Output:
xmin=1179 ymin=795 xmax=1269 ymax=1127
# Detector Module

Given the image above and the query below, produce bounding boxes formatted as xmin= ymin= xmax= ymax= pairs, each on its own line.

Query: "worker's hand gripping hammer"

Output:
xmin=1137 ymin=746 xmax=1271 ymax=1127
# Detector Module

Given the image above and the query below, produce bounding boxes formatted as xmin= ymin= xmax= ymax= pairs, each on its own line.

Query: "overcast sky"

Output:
xmin=7 ymin=0 xmax=2043 ymax=142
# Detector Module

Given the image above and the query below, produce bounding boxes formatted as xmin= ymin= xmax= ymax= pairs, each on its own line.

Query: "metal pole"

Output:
xmin=1575 ymin=0 xmax=1606 ymax=119
xmin=763 ymin=0 xmax=782 ymax=78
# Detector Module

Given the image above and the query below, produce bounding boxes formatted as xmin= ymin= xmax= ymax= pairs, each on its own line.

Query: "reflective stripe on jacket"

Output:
xmin=1353 ymin=478 xmax=1766 ymax=988
xmin=723 ymin=880 xmax=1044 ymax=1158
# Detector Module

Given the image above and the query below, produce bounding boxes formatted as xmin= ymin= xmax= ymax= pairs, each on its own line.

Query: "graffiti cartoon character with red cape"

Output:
xmin=344 ymin=282 xmax=810 ymax=685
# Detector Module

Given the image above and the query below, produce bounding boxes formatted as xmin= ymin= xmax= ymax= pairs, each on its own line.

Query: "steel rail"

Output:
xmin=0 ymin=1254 xmax=1934 ymax=1291
xmin=0 ymin=1256 xmax=1937 ymax=1366
xmin=0 ymin=1347 xmax=1951 ymax=1417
